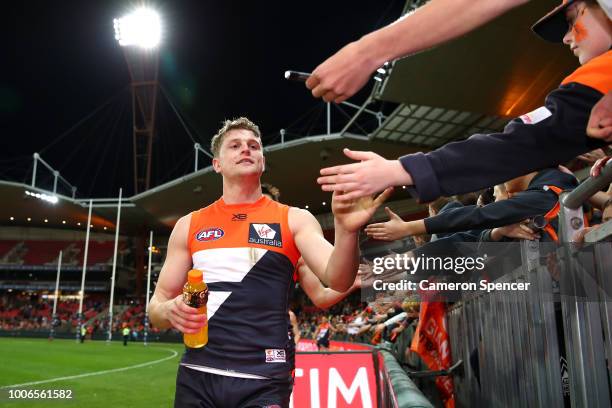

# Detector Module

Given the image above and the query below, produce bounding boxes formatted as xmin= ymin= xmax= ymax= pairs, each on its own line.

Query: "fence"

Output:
xmin=446 ymin=162 xmax=612 ymax=407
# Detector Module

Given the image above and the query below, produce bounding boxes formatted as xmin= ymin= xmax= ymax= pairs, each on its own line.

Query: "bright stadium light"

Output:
xmin=25 ymin=190 xmax=59 ymax=204
xmin=113 ymin=8 xmax=161 ymax=49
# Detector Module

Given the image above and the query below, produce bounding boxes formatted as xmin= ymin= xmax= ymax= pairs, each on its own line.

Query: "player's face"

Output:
xmin=563 ymin=2 xmax=612 ymax=65
xmin=213 ymin=128 xmax=265 ymax=178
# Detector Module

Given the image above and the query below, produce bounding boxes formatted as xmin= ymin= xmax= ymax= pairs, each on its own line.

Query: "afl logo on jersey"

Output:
xmin=196 ymin=227 xmax=224 ymax=241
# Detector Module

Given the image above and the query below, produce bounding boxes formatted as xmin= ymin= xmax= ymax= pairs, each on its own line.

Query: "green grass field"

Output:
xmin=0 ymin=338 xmax=184 ymax=407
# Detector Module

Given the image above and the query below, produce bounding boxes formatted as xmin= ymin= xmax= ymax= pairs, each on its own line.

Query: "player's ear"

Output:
xmin=213 ymin=157 xmax=221 ymax=173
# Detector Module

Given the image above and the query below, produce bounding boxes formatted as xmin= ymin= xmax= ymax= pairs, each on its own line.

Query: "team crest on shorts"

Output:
xmin=265 ymin=349 xmax=286 ymax=363
xmin=248 ymin=223 xmax=282 ymax=248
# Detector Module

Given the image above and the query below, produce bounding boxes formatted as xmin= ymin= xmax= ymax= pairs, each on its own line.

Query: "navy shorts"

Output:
xmin=174 ymin=365 xmax=293 ymax=408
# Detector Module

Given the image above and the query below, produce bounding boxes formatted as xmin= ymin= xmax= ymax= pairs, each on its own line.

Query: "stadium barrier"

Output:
xmin=446 ymin=166 xmax=612 ymax=407
xmin=378 ymin=349 xmax=434 ymax=408
xmin=293 ymin=347 xmax=433 ymax=408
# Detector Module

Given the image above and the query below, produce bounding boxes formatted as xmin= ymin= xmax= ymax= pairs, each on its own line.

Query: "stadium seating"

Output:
xmin=0 ymin=240 xmax=120 ymax=266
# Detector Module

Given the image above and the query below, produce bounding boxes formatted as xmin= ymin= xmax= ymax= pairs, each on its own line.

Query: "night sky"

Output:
xmin=1 ymin=0 xmax=405 ymax=198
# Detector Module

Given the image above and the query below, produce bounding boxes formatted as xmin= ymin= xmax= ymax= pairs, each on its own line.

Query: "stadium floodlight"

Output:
xmin=25 ymin=190 xmax=59 ymax=204
xmin=113 ymin=8 xmax=161 ymax=49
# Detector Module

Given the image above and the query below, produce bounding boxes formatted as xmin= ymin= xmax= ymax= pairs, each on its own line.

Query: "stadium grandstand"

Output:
xmin=2 ymin=0 xmax=611 ymax=407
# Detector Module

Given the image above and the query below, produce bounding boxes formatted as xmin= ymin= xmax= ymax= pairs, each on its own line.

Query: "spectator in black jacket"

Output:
xmin=365 ymin=168 xmax=578 ymax=242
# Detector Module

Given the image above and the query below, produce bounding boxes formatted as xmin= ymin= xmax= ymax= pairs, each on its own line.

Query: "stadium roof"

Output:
xmin=376 ymin=0 xmax=577 ymax=117
xmin=1 ymin=134 xmax=424 ymax=234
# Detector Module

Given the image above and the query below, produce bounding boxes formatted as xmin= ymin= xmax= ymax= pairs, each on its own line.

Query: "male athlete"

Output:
xmin=148 ymin=117 xmax=390 ymax=407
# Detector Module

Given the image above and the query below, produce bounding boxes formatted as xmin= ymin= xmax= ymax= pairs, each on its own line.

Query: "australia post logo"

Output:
xmin=195 ymin=227 xmax=224 ymax=242
xmin=248 ymin=223 xmax=282 ymax=248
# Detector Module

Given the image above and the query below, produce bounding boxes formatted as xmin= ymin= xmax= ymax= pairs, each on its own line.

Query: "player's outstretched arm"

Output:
xmin=291 ymin=188 xmax=392 ymax=291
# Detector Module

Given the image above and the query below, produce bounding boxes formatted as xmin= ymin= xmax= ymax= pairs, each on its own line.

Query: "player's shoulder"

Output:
xmin=178 ymin=201 xmax=220 ymax=230
xmin=288 ymin=206 xmax=320 ymax=233
xmin=168 ymin=213 xmax=193 ymax=246
xmin=288 ymin=206 xmax=313 ymax=219
xmin=175 ymin=213 xmax=192 ymax=230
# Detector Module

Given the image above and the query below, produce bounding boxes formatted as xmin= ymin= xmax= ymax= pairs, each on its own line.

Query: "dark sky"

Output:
xmin=1 ymin=0 xmax=405 ymax=198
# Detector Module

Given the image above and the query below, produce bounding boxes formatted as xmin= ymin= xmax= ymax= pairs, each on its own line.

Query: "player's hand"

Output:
xmin=164 ymin=294 xmax=207 ymax=334
xmin=318 ymin=148 xmax=412 ymax=201
xmin=332 ymin=187 xmax=393 ymax=233
xmin=365 ymin=207 xmax=408 ymax=241
xmin=306 ymin=40 xmax=380 ymax=103
xmin=586 ymin=92 xmax=612 ymax=141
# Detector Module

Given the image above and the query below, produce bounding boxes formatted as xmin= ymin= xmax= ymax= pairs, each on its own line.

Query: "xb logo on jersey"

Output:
xmin=195 ymin=227 xmax=224 ymax=241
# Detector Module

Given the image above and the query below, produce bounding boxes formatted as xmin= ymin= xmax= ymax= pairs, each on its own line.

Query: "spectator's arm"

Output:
xmin=424 ymin=191 xmax=559 ymax=235
xmin=307 ymin=0 xmax=528 ymax=102
xmin=365 ymin=208 xmax=426 ymax=240
xmin=588 ymin=190 xmax=611 ymax=210
xmin=400 ymin=84 xmax=605 ymax=201
xmin=384 ymin=312 xmax=408 ymax=327
xmin=489 ymin=222 xmax=540 ymax=241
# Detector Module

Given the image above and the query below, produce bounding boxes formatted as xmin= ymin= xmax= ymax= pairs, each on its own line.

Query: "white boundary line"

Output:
xmin=1 ymin=347 xmax=179 ymax=389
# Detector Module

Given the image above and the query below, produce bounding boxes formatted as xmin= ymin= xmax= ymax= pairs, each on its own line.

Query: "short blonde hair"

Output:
xmin=210 ymin=117 xmax=262 ymax=157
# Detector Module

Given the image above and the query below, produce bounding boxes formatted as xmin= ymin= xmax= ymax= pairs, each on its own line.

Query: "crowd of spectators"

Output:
xmin=0 ymin=293 xmax=169 ymax=337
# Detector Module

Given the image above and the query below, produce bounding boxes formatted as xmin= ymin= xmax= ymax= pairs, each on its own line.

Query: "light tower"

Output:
xmin=114 ymin=8 xmax=161 ymax=194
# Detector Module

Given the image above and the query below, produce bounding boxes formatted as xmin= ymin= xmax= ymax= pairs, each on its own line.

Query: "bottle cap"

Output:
xmin=187 ymin=269 xmax=203 ymax=283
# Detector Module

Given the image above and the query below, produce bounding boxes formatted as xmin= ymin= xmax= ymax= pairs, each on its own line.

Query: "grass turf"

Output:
xmin=0 ymin=337 xmax=184 ymax=407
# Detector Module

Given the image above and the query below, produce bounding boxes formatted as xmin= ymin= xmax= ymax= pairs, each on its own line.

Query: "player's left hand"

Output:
xmin=332 ymin=187 xmax=393 ymax=233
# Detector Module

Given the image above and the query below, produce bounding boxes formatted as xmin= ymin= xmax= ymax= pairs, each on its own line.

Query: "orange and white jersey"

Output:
xmin=181 ymin=195 xmax=300 ymax=379
xmin=317 ymin=322 xmax=331 ymax=341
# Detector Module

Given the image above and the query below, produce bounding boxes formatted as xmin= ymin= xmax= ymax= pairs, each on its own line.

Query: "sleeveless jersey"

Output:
xmin=316 ymin=322 xmax=331 ymax=342
xmin=181 ymin=195 xmax=301 ymax=379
